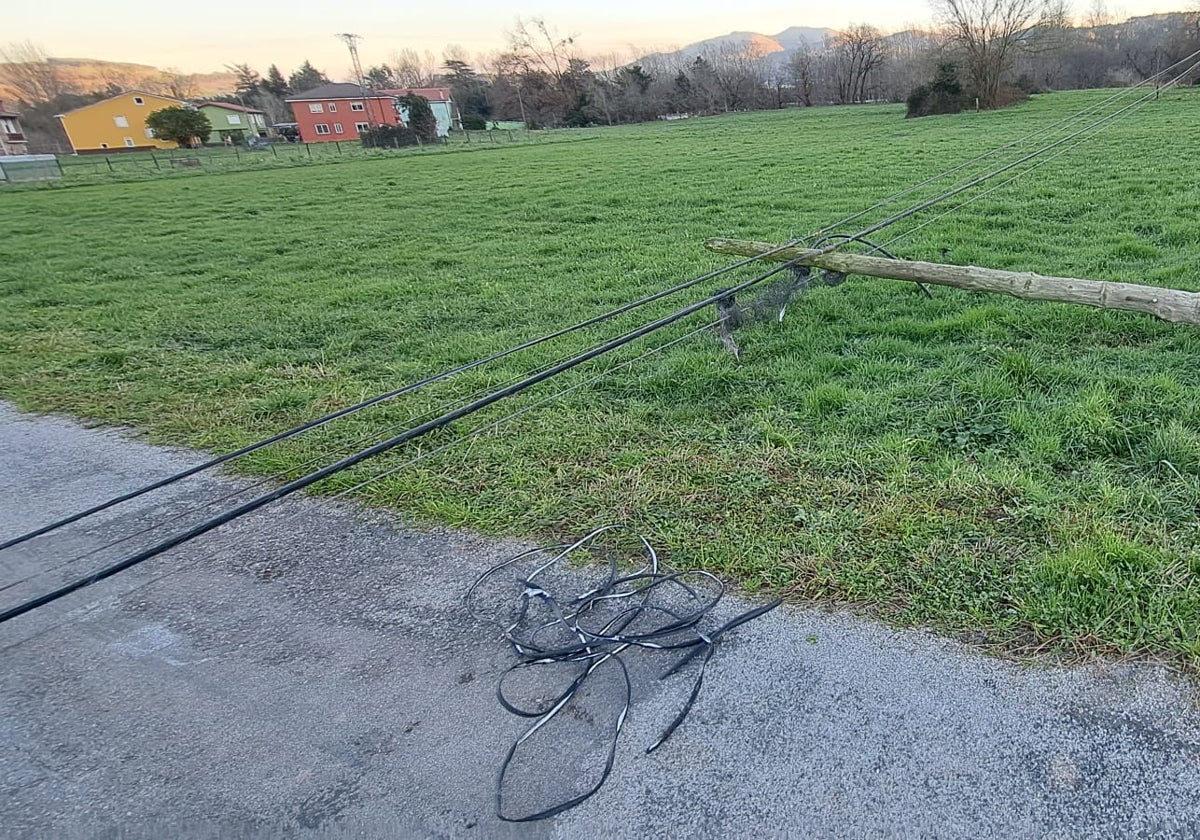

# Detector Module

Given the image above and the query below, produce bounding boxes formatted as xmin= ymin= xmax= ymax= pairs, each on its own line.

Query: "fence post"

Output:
xmin=335 ymin=141 xmax=341 ymax=153
xmin=306 ymin=143 xmax=312 ymax=158
xmin=105 ymin=156 xmax=113 ymax=172
xmin=490 ymin=131 xmax=498 ymax=144
xmin=234 ymin=146 xmax=241 ymax=161
xmin=271 ymin=145 xmax=278 ymax=158
xmin=151 ymin=153 xmax=161 ymax=170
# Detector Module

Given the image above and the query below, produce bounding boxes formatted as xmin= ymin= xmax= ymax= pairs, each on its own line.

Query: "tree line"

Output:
xmin=3 ymin=2 xmax=1199 ymax=152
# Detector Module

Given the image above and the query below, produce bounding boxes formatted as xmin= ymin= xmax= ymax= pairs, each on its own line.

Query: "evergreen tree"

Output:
xmin=227 ymin=63 xmax=261 ymax=96
xmin=618 ymin=65 xmax=652 ymax=94
xmin=398 ymin=93 xmax=438 ymax=142
xmin=288 ymin=60 xmax=330 ymax=93
xmin=262 ymin=64 xmax=290 ymax=97
xmin=442 ymin=59 xmax=490 ymax=118
xmin=364 ymin=64 xmax=400 ymax=88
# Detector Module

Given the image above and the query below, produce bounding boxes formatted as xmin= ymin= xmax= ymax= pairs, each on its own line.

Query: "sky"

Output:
xmin=6 ymin=0 xmax=1189 ymax=76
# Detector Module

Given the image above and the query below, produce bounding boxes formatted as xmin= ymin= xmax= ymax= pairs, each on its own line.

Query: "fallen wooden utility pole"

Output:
xmin=705 ymin=238 xmax=1200 ymax=326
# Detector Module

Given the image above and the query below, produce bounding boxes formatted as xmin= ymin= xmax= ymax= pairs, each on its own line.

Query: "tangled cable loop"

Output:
xmin=465 ymin=524 xmax=782 ymax=822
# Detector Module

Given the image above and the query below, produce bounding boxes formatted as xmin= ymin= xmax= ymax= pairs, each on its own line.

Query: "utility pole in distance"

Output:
xmin=337 ymin=33 xmax=377 ymax=128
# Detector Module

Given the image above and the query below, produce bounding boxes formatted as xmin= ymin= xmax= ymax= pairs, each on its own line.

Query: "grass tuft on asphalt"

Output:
xmin=2 ymin=88 xmax=1199 ymax=662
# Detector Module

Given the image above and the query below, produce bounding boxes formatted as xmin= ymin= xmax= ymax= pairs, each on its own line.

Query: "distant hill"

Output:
xmin=0 ymin=58 xmax=235 ymax=102
xmin=639 ymin=26 xmax=835 ymax=67
xmin=769 ymin=27 xmax=837 ymax=51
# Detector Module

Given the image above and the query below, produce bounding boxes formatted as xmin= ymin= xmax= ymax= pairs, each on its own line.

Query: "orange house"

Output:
xmin=285 ymin=83 xmax=402 ymax=143
xmin=57 ymin=90 xmax=185 ymax=154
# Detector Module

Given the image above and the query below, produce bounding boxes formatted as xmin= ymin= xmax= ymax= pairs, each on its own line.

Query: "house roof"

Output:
xmin=378 ymin=87 xmax=453 ymax=102
xmin=56 ymin=89 xmax=185 ymax=118
xmin=195 ymin=100 xmax=265 ymax=114
xmin=0 ymin=100 xmax=21 ymax=118
xmin=285 ymin=83 xmax=393 ymax=102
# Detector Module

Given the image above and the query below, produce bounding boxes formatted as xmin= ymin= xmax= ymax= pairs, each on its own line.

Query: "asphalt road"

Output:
xmin=3 ymin=401 xmax=1200 ymax=839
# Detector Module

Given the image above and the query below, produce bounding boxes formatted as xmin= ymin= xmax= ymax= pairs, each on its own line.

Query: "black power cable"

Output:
xmin=0 ymin=322 xmax=724 ymax=655
xmin=0 ymin=241 xmax=805 ymax=553
xmin=8 ymin=58 xmax=1199 ymax=621
xmin=465 ymin=525 xmax=782 ymax=822
xmin=0 ymin=313 xmax=725 ymax=597
xmin=0 ymin=262 xmax=798 ymax=625
xmin=850 ymin=60 xmax=1200 ymax=243
xmin=809 ymin=51 xmax=1200 ymax=242
xmin=11 ymin=59 xmax=1192 ymax=555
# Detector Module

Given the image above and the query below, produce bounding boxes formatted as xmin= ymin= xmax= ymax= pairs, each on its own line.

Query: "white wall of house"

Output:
xmin=429 ymin=102 xmax=452 ymax=137
xmin=399 ymin=101 xmax=453 ymax=137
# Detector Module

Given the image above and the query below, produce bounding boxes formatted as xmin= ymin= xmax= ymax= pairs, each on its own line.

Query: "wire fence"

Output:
xmin=10 ymin=129 xmax=601 ymax=188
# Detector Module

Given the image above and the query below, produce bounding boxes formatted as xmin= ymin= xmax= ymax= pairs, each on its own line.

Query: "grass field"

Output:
xmin=3 ymin=88 xmax=1200 ymax=662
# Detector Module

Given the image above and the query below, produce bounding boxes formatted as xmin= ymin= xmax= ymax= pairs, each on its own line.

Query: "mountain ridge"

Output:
xmin=0 ymin=58 xmax=235 ymax=102
xmin=639 ymin=26 xmax=835 ymax=67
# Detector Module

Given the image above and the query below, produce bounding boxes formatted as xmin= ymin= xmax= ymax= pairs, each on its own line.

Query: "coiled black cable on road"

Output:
xmin=466 ymin=525 xmax=782 ymax=822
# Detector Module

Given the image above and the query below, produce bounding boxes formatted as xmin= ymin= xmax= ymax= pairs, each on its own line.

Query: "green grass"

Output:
xmin=3 ymin=89 xmax=1200 ymax=663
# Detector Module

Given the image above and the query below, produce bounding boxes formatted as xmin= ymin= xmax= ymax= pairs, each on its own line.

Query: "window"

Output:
xmin=113 ymin=115 xmax=129 ymax=128
xmin=1 ymin=117 xmax=16 ymax=133
xmin=354 ymin=122 xmax=369 ymax=133
xmin=123 ymin=137 xmax=135 ymax=147
xmin=350 ymin=102 xmax=364 ymax=112
xmin=100 ymin=143 xmax=109 ymax=149
xmin=308 ymin=103 xmax=324 ymax=113
xmin=227 ymin=114 xmax=241 ymax=125
xmin=327 ymin=103 xmax=337 ymax=112
xmin=313 ymin=123 xmax=331 ymax=135
xmin=133 ymin=96 xmax=145 ymax=105
xmin=333 ymin=123 xmax=343 ymax=134
xmin=144 ymin=127 xmax=155 ymax=139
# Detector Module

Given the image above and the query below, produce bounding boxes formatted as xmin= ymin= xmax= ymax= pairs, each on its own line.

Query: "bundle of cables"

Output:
xmin=465 ymin=525 xmax=782 ymax=821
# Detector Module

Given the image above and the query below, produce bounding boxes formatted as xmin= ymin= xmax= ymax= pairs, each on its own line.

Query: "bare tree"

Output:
xmin=442 ymin=43 xmax=471 ymax=67
xmin=700 ymin=43 xmax=767 ymax=111
xmin=586 ymin=52 xmax=631 ymax=124
xmin=0 ymin=40 xmax=67 ymax=104
xmin=160 ymin=68 xmax=198 ymax=101
xmin=97 ymin=64 xmax=157 ymax=96
xmin=931 ymin=0 xmax=1069 ymax=108
xmin=789 ymin=47 xmax=817 ymax=106
xmin=762 ymin=61 xmax=791 ymax=108
xmin=830 ymin=24 xmax=887 ymax=103
xmin=882 ymin=28 xmax=940 ymax=101
xmin=389 ymin=48 xmax=437 ymax=88
xmin=1084 ymin=0 xmax=1113 ymax=27
xmin=507 ymin=18 xmax=576 ymax=85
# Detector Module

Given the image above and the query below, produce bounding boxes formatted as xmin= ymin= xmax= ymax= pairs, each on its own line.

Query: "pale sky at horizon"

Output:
xmin=7 ymin=0 xmax=1188 ymax=77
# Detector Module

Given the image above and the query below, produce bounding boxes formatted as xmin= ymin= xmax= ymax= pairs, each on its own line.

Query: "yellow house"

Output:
xmin=57 ymin=90 xmax=186 ymax=154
